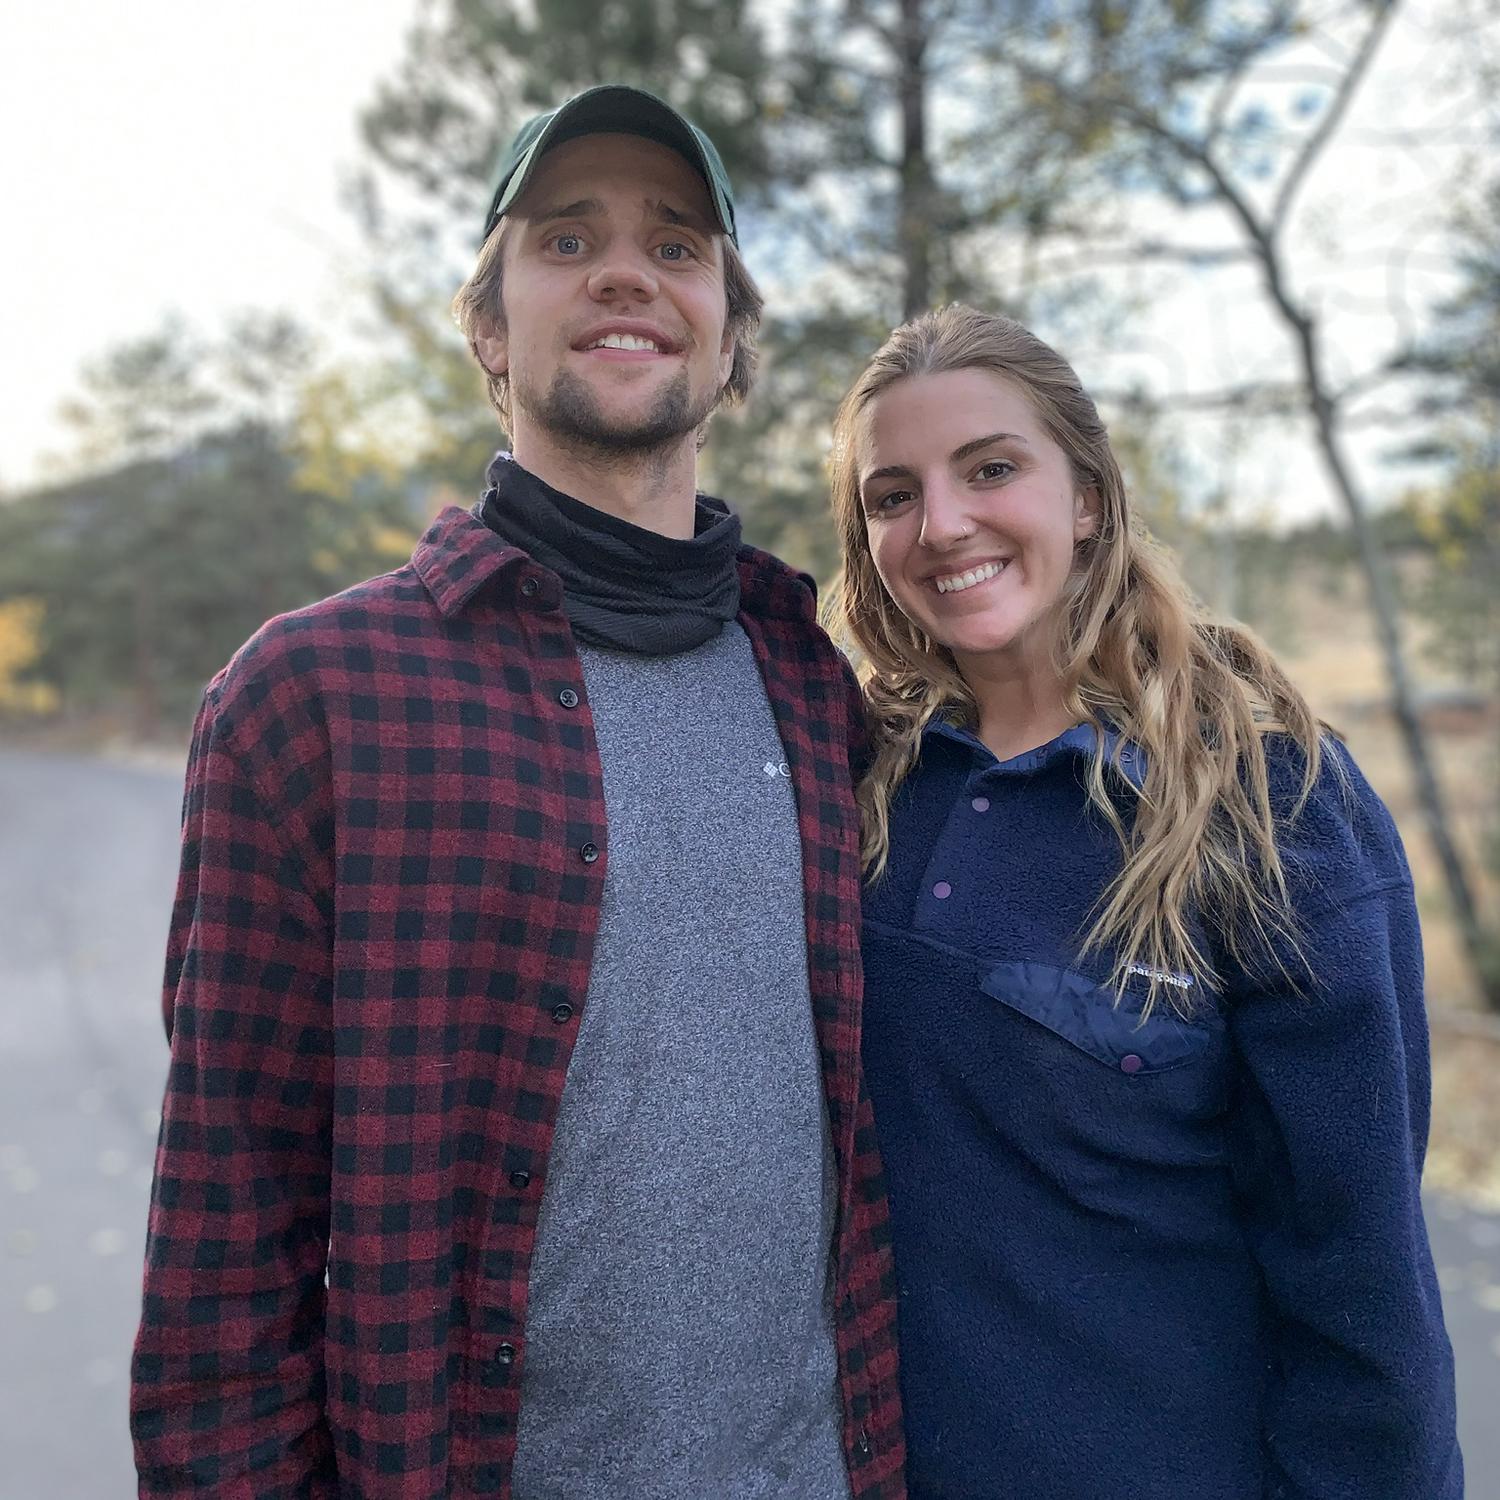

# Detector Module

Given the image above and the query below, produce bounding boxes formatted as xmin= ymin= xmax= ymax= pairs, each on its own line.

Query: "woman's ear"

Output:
xmin=1074 ymin=484 xmax=1101 ymax=541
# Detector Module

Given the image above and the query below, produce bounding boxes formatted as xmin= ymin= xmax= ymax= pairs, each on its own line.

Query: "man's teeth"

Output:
xmin=934 ymin=561 xmax=1005 ymax=595
xmin=587 ymin=332 xmax=664 ymax=352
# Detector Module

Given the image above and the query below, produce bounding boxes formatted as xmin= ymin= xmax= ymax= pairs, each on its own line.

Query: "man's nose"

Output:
xmin=587 ymin=241 xmax=660 ymax=303
xmin=917 ymin=483 xmax=974 ymax=550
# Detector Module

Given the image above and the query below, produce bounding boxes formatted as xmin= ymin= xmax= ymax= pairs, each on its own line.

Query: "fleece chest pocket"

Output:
xmin=978 ymin=960 xmax=1217 ymax=1075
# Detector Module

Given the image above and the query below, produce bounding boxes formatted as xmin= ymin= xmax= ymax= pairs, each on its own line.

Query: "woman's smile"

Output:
xmin=929 ymin=558 xmax=1009 ymax=595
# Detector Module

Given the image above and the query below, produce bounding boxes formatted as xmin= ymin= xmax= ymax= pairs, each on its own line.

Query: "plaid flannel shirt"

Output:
xmin=131 ymin=504 xmax=905 ymax=1499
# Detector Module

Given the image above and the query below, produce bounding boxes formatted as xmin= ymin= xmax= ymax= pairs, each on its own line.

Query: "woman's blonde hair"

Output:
xmin=825 ymin=304 xmax=1325 ymax=1015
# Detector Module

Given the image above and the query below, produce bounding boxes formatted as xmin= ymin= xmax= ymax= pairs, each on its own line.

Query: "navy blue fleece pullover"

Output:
xmin=861 ymin=720 xmax=1462 ymax=1500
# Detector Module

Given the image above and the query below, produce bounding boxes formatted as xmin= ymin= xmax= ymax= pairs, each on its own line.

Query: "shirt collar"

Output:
xmin=411 ymin=505 xmax=531 ymax=619
xmin=924 ymin=714 xmax=1147 ymax=790
xmin=409 ymin=502 xmax=819 ymax=626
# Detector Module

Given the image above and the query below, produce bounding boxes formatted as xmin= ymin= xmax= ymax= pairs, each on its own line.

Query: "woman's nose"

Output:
xmin=917 ymin=484 xmax=974 ymax=550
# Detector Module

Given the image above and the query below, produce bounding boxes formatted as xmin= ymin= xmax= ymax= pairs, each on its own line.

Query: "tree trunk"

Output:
xmin=895 ymin=0 xmax=933 ymax=319
xmin=1290 ymin=310 xmax=1500 ymax=1009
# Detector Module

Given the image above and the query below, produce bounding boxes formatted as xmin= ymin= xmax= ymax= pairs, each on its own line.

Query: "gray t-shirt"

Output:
xmin=510 ymin=624 xmax=850 ymax=1500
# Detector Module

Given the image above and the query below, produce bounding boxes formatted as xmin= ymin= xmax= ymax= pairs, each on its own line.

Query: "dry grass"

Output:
xmin=1427 ymin=1025 xmax=1500 ymax=1211
xmin=1224 ymin=555 xmax=1499 ymax=1204
xmin=1270 ymin=568 xmax=1497 ymax=1009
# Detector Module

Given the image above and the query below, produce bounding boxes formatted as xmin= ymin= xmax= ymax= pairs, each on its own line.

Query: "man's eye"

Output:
xmin=554 ymin=234 xmax=583 ymax=255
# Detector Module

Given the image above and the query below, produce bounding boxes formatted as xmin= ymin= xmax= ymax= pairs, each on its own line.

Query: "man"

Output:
xmin=131 ymin=85 xmax=904 ymax=1500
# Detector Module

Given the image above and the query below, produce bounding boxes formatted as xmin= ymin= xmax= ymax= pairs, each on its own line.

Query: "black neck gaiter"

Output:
xmin=477 ymin=453 xmax=742 ymax=656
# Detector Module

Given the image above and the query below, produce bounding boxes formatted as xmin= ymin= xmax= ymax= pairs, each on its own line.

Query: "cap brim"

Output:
xmin=484 ymin=85 xmax=736 ymax=244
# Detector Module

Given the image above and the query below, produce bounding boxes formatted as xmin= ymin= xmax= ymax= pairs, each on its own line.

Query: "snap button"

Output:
xmin=1120 ymin=1053 xmax=1143 ymax=1075
xmin=971 ymin=796 xmax=990 ymax=812
xmin=551 ymin=1003 xmax=575 ymax=1024
xmin=932 ymin=880 xmax=952 ymax=900
xmin=519 ymin=575 xmax=540 ymax=598
xmin=579 ymin=842 xmax=599 ymax=863
xmin=509 ymin=1170 xmax=531 ymax=1189
xmin=558 ymin=688 xmax=579 ymax=709
xmin=493 ymin=1342 xmax=517 ymax=1365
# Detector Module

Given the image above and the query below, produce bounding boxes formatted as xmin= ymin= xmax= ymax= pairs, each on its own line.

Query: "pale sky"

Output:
xmin=1 ymin=1 xmax=1486 ymax=519
xmin=0 ymin=0 xmax=417 ymax=488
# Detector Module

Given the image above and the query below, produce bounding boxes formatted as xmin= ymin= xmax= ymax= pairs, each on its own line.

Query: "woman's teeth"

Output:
xmin=934 ymin=561 xmax=1005 ymax=595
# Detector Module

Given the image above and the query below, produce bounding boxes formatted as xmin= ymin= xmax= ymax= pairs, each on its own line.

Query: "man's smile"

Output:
xmin=572 ymin=321 xmax=680 ymax=361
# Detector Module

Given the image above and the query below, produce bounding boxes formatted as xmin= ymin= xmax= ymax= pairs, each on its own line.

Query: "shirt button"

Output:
xmin=558 ymin=688 xmax=579 ymax=709
xmin=579 ymin=841 xmax=599 ymax=863
xmin=494 ymin=1342 xmax=517 ymax=1365
xmin=551 ymin=1002 xmax=575 ymax=1024
xmin=1120 ymin=1053 xmax=1143 ymax=1074
xmin=519 ymin=575 xmax=540 ymax=598
xmin=932 ymin=880 xmax=952 ymax=899
xmin=509 ymin=1170 xmax=532 ymax=1189
xmin=971 ymin=796 xmax=990 ymax=812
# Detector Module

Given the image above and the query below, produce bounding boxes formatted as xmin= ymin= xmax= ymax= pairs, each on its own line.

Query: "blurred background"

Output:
xmin=1 ymin=0 xmax=1497 ymax=1493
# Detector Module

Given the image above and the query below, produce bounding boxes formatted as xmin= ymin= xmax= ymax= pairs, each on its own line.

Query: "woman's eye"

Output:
xmin=872 ymin=489 xmax=915 ymax=513
xmin=976 ymin=460 xmax=1015 ymax=482
xmin=658 ymin=241 xmax=692 ymax=262
xmin=554 ymin=234 xmax=583 ymax=255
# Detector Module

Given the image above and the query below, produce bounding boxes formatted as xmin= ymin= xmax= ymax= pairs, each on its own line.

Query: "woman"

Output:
xmin=827 ymin=304 xmax=1462 ymax=1499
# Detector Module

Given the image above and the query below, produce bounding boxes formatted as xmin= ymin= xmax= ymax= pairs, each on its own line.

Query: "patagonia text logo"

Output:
xmin=1126 ymin=962 xmax=1194 ymax=989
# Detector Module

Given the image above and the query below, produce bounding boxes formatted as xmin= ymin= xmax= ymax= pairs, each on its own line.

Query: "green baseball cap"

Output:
xmin=480 ymin=84 xmax=738 ymax=247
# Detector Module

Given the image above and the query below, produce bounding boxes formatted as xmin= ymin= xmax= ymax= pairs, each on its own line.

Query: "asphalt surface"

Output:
xmin=1 ymin=744 xmax=1497 ymax=1498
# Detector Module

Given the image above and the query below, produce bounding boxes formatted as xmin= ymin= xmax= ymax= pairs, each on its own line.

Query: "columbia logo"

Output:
xmin=1126 ymin=962 xmax=1194 ymax=989
xmin=763 ymin=760 xmax=791 ymax=779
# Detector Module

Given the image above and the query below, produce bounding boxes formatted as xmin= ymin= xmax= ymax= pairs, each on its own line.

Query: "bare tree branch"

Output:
xmin=1270 ymin=0 xmax=1400 ymax=239
xmin=1334 ymin=358 xmax=1426 ymax=404
xmin=1091 ymin=381 xmax=1307 ymax=416
xmin=1337 ymin=404 xmax=1436 ymax=430
xmin=1205 ymin=58 xmax=1253 ymax=144
xmin=1249 ymin=63 xmax=1360 ymax=85
xmin=998 ymin=240 xmax=1255 ymax=291
xmin=1009 ymin=57 xmax=1274 ymax=252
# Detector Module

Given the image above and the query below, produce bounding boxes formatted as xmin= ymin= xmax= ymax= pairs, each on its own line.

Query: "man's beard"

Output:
xmin=516 ymin=367 xmax=715 ymax=460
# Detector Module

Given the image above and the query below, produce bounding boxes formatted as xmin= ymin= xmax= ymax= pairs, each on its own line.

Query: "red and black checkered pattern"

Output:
xmin=131 ymin=504 xmax=905 ymax=1499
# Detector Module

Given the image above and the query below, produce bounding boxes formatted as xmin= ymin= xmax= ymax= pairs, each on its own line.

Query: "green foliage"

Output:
xmin=0 ymin=431 xmax=415 ymax=731
xmin=0 ymin=319 xmax=419 ymax=734
xmin=55 ymin=320 xmax=219 ymax=472
xmin=360 ymin=0 xmax=778 ymax=229
xmin=1405 ymin=465 xmax=1500 ymax=686
xmin=0 ymin=598 xmax=56 ymax=715
xmin=1413 ymin=180 xmax=1500 ymax=420
xmin=703 ymin=306 xmax=894 ymax=578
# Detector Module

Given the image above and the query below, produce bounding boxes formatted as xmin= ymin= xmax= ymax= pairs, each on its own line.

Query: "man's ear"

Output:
xmin=1074 ymin=484 xmax=1101 ymax=541
xmin=716 ymin=326 xmax=735 ymax=392
xmin=475 ymin=320 xmax=508 ymax=378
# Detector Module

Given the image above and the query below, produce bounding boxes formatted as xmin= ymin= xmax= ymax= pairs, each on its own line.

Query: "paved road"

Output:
xmin=1 ymin=745 xmax=1497 ymax=1498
